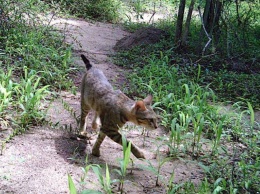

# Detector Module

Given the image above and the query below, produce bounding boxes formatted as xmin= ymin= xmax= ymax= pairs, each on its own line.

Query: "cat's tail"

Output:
xmin=81 ymin=54 xmax=92 ymax=70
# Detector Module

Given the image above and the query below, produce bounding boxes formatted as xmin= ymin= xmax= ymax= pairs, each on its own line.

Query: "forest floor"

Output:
xmin=0 ymin=17 xmax=213 ymax=194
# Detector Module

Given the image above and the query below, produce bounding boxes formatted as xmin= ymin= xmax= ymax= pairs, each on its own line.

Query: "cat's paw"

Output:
xmin=77 ymin=131 xmax=93 ymax=140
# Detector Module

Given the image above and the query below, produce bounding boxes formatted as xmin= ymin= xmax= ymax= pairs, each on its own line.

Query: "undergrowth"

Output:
xmin=113 ymin=44 xmax=260 ymax=193
xmin=1 ymin=0 xmax=75 ymax=90
xmin=0 ymin=67 xmax=49 ymax=154
xmin=115 ymin=34 xmax=260 ymax=109
xmin=112 ymin=7 xmax=259 ymax=191
xmin=0 ymin=0 xmax=75 ymax=150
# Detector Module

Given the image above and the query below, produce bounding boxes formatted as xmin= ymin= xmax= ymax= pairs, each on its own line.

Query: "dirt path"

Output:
xmin=0 ymin=18 xmax=203 ymax=194
xmin=51 ymin=18 xmax=129 ymax=86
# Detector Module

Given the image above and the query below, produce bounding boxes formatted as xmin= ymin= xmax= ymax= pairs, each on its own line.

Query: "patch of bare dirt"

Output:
xmin=0 ymin=18 xmax=203 ymax=194
xmin=114 ymin=27 xmax=168 ymax=51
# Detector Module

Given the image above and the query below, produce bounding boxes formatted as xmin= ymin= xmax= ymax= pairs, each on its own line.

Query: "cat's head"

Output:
xmin=131 ymin=95 xmax=159 ymax=130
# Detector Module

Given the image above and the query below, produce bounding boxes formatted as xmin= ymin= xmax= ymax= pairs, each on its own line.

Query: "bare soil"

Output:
xmin=114 ymin=27 xmax=168 ymax=51
xmin=0 ymin=18 xmax=203 ymax=194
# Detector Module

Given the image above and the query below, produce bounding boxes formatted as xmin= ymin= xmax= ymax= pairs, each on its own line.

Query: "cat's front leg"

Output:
xmin=129 ymin=142 xmax=145 ymax=159
xmin=102 ymin=128 xmax=145 ymax=159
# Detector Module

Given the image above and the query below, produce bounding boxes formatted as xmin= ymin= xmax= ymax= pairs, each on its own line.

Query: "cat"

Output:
xmin=79 ymin=54 xmax=158 ymax=159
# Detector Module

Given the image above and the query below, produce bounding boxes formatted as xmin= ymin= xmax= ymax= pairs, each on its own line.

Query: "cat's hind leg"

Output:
xmin=92 ymin=131 xmax=106 ymax=157
xmin=91 ymin=112 xmax=99 ymax=130
xmin=79 ymin=102 xmax=91 ymax=136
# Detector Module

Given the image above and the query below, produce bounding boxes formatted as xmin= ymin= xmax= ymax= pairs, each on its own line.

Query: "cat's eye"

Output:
xmin=137 ymin=119 xmax=144 ymax=123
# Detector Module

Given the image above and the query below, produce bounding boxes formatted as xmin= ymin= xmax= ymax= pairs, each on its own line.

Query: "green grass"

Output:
xmin=14 ymin=67 xmax=49 ymax=128
xmin=0 ymin=0 xmax=76 ymax=147
xmin=0 ymin=67 xmax=50 ymax=154
xmin=115 ymin=30 xmax=260 ymax=110
xmin=0 ymin=69 xmax=14 ymax=116
xmin=113 ymin=27 xmax=259 ymax=193
xmin=69 ymin=135 xmax=133 ymax=194
xmin=2 ymin=26 xmax=74 ymax=90
xmin=114 ymin=52 xmax=259 ymax=193
xmin=1 ymin=0 xmax=75 ymax=90
xmin=203 ymin=70 xmax=260 ymax=109
xmin=113 ymin=134 xmax=132 ymax=193
xmin=0 ymin=68 xmax=49 ymax=126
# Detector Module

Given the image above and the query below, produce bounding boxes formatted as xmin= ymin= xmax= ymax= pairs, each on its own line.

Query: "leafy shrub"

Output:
xmin=14 ymin=67 xmax=49 ymax=128
xmin=0 ymin=66 xmax=50 ymax=153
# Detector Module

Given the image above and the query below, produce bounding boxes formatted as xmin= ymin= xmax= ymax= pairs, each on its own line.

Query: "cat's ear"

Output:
xmin=133 ymin=101 xmax=147 ymax=112
xmin=143 ymin=94 xmax=153 ymax=105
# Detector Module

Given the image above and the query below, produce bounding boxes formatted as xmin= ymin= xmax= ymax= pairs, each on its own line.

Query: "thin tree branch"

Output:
xmin=198 ymin=6 xmax=212 ymax=55
xmin=148 ymin=2 xmax=156 ymax=24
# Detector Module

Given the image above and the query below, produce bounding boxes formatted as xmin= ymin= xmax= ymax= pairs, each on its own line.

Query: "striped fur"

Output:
xmin=80 ymin=55 xmax=158 ymax=159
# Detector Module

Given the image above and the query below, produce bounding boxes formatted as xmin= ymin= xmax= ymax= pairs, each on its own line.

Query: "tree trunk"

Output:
xmin=175 ymin=0 xmax=186 ymax=45
xmin=235 ymin=0 xmax=241 ymax=26
xmin=212 ymin=0 xmax=222 ymax=45
xmin=202 ymin=0 xmax=212 ymax=32
xmin=181 ymin=0 xmax=196 ymax=46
